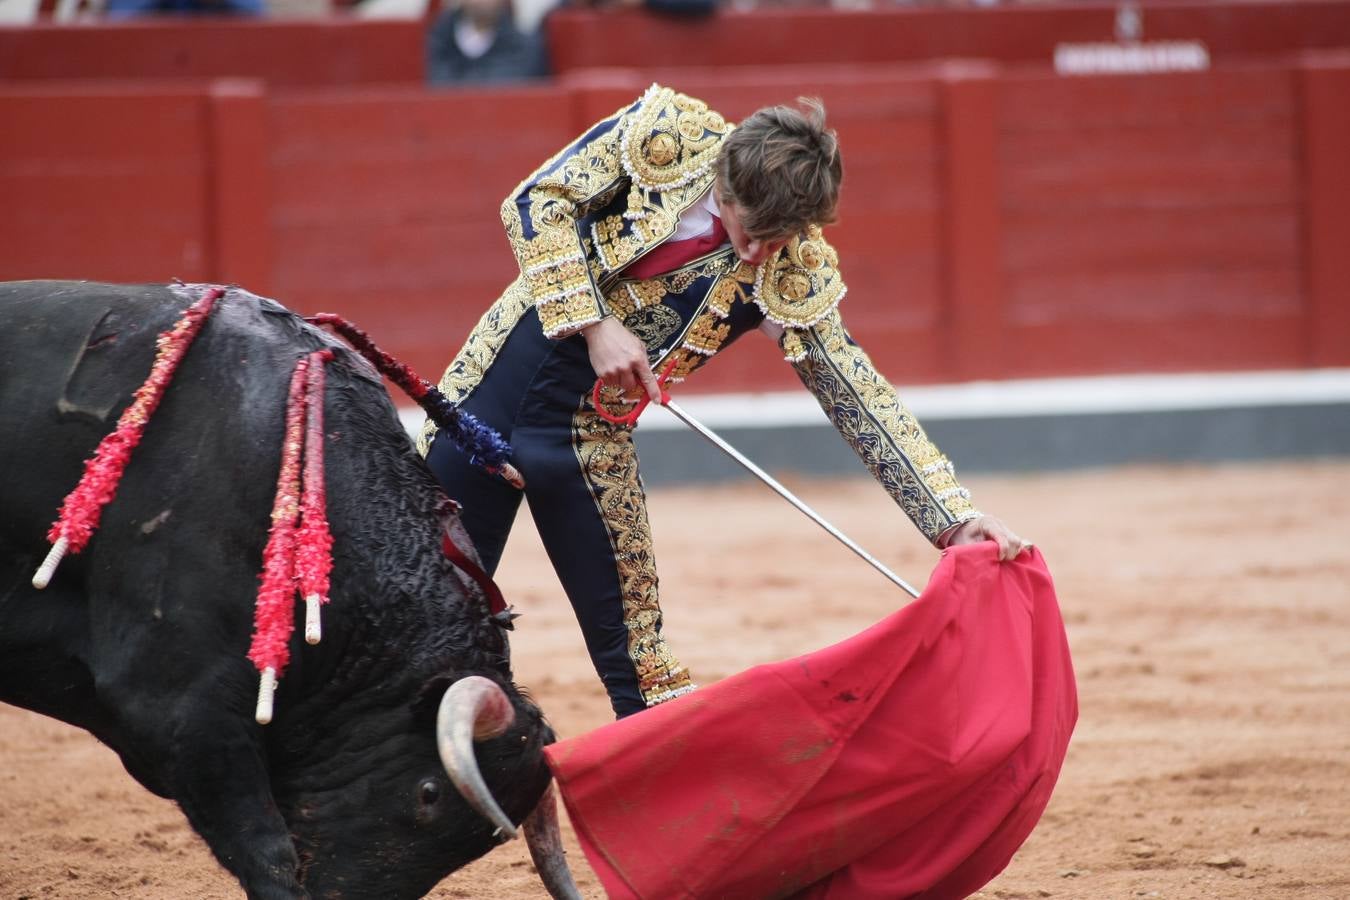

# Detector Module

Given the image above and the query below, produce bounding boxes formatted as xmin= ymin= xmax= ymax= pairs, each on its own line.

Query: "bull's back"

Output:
xmin=0 ymin=282 xmax=189 ymax=538
xmin=0 ymin=280 xmax=306 ymax=730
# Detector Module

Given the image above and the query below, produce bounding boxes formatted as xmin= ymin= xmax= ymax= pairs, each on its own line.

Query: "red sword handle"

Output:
xmin=591 ymin=356 xmax=679 ymax=426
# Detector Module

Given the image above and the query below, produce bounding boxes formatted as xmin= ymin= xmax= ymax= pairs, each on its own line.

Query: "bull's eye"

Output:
xmin=418 ymin=778 xmax=442 ymax=807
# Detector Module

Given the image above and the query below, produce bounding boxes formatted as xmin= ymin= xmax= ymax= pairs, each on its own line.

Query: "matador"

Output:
xmin=420 ymin=84 xmax=1027 ymax=718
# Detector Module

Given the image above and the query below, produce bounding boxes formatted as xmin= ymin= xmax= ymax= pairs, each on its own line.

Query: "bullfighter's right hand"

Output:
xmin=940 ymin=513 xmax=1032 ymax=562
xmin=582 ymin=317 xmax=662 ymax=404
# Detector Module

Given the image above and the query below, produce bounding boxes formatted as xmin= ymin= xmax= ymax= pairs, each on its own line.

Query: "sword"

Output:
xmin=592 ymin=365 xmax=922 ymax=599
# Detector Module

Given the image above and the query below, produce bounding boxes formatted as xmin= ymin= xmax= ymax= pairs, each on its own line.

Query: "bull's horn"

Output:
xmin=436 ymin=675 xmax=518 ymax=840
xmin=523 ymin=781 xmax=583 ymax=900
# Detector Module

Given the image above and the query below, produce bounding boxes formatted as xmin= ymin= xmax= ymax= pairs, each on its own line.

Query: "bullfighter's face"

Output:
xmin=715 ymin=191 xmax=792 ymax=267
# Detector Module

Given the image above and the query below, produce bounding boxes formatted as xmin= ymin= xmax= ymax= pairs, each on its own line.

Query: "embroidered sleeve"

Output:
xmin=502 ymin=99 xmax=635 ymax=338
xmin=783 ymin=309 xmax=980 ymax=544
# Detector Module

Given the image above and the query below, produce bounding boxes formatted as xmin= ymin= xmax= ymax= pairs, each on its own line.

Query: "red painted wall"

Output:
xmin=6 ymin=1 xmax=1349 ymax=87
xmin=1 ymin=85 xmax=216 ymax=284
xmin=265 ymin=86 xmax=577 ymax=374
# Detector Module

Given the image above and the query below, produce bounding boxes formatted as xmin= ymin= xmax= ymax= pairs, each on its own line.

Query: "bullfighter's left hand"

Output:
xmin=941 ymin=514 xmax=1031 ymax=562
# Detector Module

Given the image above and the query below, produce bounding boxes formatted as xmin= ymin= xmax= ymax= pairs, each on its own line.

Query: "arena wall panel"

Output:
xmin=264 ymin=86 xmax=576 ymax=378
xmin=0 ymin=19 xmax=423 ymax=87
xmin=0 ymin=86 xmax=215 ymax=285
xmin=1298 ymin=54 xmax=1350 ymax=368
xmin=6 ymin=1 xmax=1347 ymax=87
xmin=996 ymin=67 xmax=1308 ymax=376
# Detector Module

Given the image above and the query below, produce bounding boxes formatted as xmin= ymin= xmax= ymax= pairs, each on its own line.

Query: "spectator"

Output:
xmin=105 ymin=0 xmax=262 ymax=15
xmin=426 ymin=0 xmax=549 ymax=86
xmin=561 ymin=0 xmax=716 ymax=14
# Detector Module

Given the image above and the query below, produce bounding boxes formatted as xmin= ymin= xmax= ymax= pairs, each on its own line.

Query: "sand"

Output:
xmin=2 ymin=459 xmax=1348 ymax=899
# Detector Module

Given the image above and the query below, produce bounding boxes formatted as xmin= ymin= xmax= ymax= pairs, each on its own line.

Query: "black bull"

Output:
xmin=0 ymin=281 xmax=573 ymax=899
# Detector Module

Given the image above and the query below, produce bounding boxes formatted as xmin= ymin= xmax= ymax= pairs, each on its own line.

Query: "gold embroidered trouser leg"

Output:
xmin=510 ymin=407 xmax=695 ymax=718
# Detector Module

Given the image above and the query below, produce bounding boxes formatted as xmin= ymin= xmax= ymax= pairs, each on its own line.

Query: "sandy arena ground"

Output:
xmin=2 ymin=459 xmax=1348 ymax=899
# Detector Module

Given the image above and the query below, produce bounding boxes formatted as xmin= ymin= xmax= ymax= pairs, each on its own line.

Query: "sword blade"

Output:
xmin=660 ymin=399 xmax=921 ymax=598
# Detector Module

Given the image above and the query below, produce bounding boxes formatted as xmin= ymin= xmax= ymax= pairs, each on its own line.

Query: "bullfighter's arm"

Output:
xmin=748 ymin=229 xmax=981 ymax=546
xmin=777 ymin=307 xmax=981 ymax=547
xmin=776 ymin=306 xmax=1031 ymax=557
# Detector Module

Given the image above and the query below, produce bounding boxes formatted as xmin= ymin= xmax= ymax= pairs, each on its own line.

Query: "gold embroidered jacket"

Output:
xmin=481 ymin=84 xmax=979 ymax=542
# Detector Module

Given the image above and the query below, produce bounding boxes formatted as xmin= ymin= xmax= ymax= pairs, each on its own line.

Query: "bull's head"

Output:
xmin=275 ymin=675 xmax=580 ymax=900
xmin=437 ymin=676 xmax=581 ymax=898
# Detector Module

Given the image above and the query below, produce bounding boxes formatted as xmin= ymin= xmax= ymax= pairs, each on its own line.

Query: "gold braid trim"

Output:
xmin=572 ymin=406 xmax=696 ymax=706
xmin=599 ymin=251 xmax=743 ymax=383
xmin=669 ymin=259 xmax=753 ymax=373
xmin=594 ymin=84 xmax=731 ymax=274
xmin=784 ymin=310 xmax=980 ymax=543
xmin=416 ymin=278 xmax=534 ymax=457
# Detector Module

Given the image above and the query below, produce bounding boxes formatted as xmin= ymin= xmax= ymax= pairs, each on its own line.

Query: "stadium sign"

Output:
xmin=1054 ymin=2 xmax=1211 ymax=75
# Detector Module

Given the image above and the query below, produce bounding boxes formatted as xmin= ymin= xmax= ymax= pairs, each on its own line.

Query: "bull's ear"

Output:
xmin=410 ymin=671 xmax=514 ymax=720
xmin=410 ymin=672 xmax=459 ymax=720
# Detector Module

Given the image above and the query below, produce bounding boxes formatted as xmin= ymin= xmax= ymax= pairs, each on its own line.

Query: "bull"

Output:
xmin=0 ymin=281 xmax=579 ymax=899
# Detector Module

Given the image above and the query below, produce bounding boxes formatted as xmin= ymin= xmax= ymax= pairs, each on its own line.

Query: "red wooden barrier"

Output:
xmin=939 ymin=63 xmax=1005 ymax=382
xmin=5 ymin=2 xmax=1349 ymax=89
xmin=995 ymin=65 xmax=1307 ymax=378
xmin=265 ymin=85 xmax=579 ymax=377
xmin=210 ymin=80 xmax=274 ymax=292
xmin=2 ymin=61 xmax=1347 ymax=390
xmin=1298 ymin=52 xmax=1350 ymax=368
xmin=0 ymin=19 xmax=423 ymax=87
xmin=1 ymin=84 xmax=215 ymax=284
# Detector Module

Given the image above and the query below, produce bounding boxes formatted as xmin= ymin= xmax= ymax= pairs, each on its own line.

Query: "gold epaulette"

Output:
xmin=618 ymin=84 xmax=733 ymax=221
xmin=754 ymin=225 xmax=847 ymax=337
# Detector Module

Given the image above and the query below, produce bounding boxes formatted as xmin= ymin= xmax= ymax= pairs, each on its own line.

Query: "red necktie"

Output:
xmin=624 ymin=215 xmax=729 ymax=280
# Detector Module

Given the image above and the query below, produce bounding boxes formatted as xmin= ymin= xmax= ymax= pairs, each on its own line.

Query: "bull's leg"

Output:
xmin=3 ymin=572 xmax=304 ymax=896
xmin=171 ymin=749 xmax=303 ymax=900
xmin=106 ymin=692 xmax=305 ymax=899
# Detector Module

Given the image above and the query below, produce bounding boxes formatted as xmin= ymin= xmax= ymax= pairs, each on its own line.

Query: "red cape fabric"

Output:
xmin=543 ymin=544 xmax=1077 ymax=899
